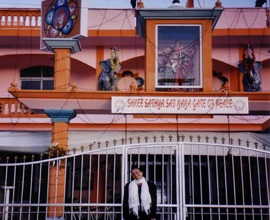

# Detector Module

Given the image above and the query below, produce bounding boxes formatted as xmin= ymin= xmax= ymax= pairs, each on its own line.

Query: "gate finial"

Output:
xmin=221 ymin=137 xmax=225 ymax=144
xmin=161 ymin=135 xmax=165 ymax=142
xmin=213 ymin=136 xmax=218 ymax=143
xmin=144 ymin=136 xmax=149 ymax=143
xmin=81 ymin=145 xmax=85 ymax=152
xmin=180 ymin=135 xmax=185 ymax=142
xmin=237 ymin=138 xmax=242 ymax=146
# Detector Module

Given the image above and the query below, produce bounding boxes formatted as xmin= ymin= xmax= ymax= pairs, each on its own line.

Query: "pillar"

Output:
xmin=54 ymin=49 xmax=71 ymax=90
xmin=43 ymin=39 xmax=82 ymax=91
xmin=45 ymin=109 xmax=76 ymax=218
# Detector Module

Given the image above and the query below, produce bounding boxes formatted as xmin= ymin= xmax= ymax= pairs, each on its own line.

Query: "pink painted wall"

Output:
xmin=104 ymin=45 xmax=144 ymax=63
xmin=70 ymin=59 xmax=96 ymax=90
xmin=215 ymin=8 xmax=267 ymax=29
xmin=72 ymin=46 xmax=96 ymax=68
xmin=0 ymin=55 xmax=54 ymax=96
xmin=88 ymin=9 xmax=135 ymax=30
xmin=212 ymin=56 xmax=270 ymax=92
xmin=0 ymin=53 xmax=145 ymax=94
xmin=212 ymin=46 xmax=239 ymax=67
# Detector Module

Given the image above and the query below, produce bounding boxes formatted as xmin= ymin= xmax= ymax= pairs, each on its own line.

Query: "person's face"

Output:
xmin=174 ymin=43 xmax=181 ymax=52
xmin=131 ymin=168 xmax=143 ymax=180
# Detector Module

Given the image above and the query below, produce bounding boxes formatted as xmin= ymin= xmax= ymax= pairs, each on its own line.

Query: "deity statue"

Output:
xmin=98 ymin=47 xmax=121 ymax=91
xmin=238 ymin=45 xmax=262 ymax=92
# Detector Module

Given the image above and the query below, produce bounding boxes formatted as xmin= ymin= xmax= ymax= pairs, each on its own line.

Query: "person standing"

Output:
xmin=123 ymin=168 xmax=157 ymax=220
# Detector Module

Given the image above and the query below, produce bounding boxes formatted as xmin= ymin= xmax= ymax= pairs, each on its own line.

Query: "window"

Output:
xmin=20 ymin=66 xmax=54 ymax=90
xmin=156 ymin=24 xmax=202 ymax=89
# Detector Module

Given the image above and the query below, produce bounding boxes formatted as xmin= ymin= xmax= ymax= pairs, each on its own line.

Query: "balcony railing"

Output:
xmin=0 ymin=9 xmax=41 ymax=28
xmin=0 ymin=98 xmax=47 ymax=118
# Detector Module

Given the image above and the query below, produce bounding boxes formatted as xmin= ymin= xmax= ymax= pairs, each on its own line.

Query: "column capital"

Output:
xmin=43 ymin=38 xmax=82 ymax=54
xmin=44 ymin=109 xmax=76 ymax=123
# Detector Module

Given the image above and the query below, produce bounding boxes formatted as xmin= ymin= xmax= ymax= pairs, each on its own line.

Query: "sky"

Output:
xmin=0 ymin=0 xmax=267 ymax=9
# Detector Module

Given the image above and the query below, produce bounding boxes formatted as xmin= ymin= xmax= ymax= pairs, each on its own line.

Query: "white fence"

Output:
xmin=0 ymin=143 xmax=269 ymax=220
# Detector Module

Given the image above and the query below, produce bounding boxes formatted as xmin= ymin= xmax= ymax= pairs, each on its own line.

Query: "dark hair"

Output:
xmin=131 ymin=167 xmax=146 ymax=174
xmin=122 ymin=70 xmax=133 ymax=77
xmin=131 ymin=167 xmax=141 ymax=172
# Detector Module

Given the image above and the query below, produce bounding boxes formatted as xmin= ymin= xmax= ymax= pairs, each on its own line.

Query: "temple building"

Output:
xmin=0 ymin=0 xmax=270 ymax=219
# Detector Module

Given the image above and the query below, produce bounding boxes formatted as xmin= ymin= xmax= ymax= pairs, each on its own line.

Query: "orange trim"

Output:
xmin=0 ymin=98 xmax=48 ymax=118
xmin=0 ymin=123 xmax=52 ymax=131
xmin=145 ymin=20 xmax=155 ymax=92
xmin=89 ymin=29 xmax=137 ymax=37
xmin=213 ymin=28 xmax=270 ymax=36
xmin=203 ymin=20 xmax=213 ymax=92
xmin=0 ymin=114 xmax=48 ymax=118
xmin=0 ymin=29 xmax=40 ymax=37
xmin=133 ymin=115 xmax=213 ymax=118
xmin=70 ymin=123 xmax=265 ymax=131
xmin=230 ymin=68 xmax=239 ymax=91
xmin=1 ymin=27 xmax=269 ymax=38
xmin=8 ymin=88 xmax=270 ymax=101
xmin=262 ymin=118 xmax=270 ymax=131
xmin=0 ymin=122 xmax=265 ymax=132
xmin=0 ymin=29 xmax=138 ymax=37
xmin=1 ymin=28 xmax=269 ymax=38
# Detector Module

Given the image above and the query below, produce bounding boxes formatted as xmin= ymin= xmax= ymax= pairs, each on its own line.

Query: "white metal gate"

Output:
xmin=0 ymin=143 xmax=269 ymax=219
xmin=124 ymin=144 xmax=182 ymax=220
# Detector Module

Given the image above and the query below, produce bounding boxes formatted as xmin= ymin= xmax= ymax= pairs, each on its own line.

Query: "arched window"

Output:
xmin=20 ymin=66 xmax=54 ymax=90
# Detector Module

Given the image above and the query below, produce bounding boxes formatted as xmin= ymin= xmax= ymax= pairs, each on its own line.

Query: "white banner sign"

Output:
xmin=111 ymin=97 xmax=249 ymax=114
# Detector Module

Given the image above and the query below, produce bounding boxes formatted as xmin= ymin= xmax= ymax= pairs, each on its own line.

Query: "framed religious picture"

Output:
xmin=156 ymin=24 xmax=202 ymax=89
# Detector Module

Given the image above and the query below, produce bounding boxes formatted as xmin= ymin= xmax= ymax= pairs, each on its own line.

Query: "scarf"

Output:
xmin=128 ymin=177 xmax=152 ymax=218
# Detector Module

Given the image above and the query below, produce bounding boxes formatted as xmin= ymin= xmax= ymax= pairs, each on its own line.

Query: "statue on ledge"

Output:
xmin=98 ymin=47 xmax=121 ymax=91
xmin=238 ymin=45 xmax=262 ymax=92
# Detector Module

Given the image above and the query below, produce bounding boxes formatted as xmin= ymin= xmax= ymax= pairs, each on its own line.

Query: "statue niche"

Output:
xmin=238 ymin=45 xmax=262 ymax=92
xmin=98 ymin=47 xmax=121 ymax=91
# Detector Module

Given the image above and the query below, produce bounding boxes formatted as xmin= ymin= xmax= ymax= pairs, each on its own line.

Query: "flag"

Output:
xmin=255 ymin=0 xmax=266 ymax=7
xmin=131 ymin=0 xmax=137 ymax=8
